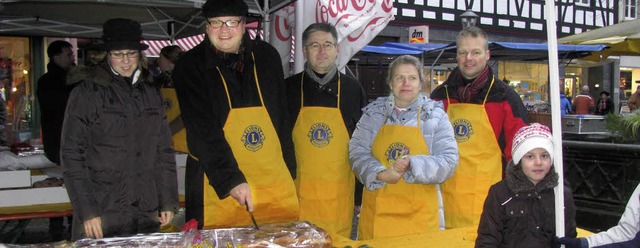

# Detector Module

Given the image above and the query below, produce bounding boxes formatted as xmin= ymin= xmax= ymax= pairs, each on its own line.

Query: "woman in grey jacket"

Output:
xmin=349 ymin=55 xmax=458 ymax=240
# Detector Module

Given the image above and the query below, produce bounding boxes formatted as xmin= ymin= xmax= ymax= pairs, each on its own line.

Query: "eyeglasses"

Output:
xmin=306 ymin=42 xmax=336 ymax=52
xmin=207 ymin=18 xmax=244 ymax=28
xmin=109 ymin=51 xmax=139 ymax=59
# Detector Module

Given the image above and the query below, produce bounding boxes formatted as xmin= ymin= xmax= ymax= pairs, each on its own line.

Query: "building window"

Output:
xmin=625 ymin=0 xmax=637 ymax=19
xmin=575 ymin=0 xmax=590 ymax=6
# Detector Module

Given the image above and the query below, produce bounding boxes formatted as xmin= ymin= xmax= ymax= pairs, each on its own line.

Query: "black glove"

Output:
xmin=556 ymin=237 xmax=587 ymax=248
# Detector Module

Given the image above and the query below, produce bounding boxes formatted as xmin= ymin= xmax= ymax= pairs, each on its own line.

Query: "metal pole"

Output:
xmin=544 ymin=0 xmax=565 ymax=239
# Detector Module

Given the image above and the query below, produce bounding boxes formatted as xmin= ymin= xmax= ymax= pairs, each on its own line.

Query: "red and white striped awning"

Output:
xmin=142 ymin=29 xmax=263 ymax=57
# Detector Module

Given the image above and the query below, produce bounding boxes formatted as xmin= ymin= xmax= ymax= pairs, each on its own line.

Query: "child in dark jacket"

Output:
xmin=475 ymin=123 xmax=577 ymax=248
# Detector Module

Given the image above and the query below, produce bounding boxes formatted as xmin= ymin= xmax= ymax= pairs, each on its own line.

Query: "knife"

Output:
xmin=246 ymin=204 xmax=260 ymax=230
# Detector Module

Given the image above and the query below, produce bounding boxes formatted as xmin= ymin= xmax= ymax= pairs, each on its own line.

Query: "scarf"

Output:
xmin=456 ymin=65 xmax=491 ymax=103
xmin=304 ymin=62 xmax=337 ymax=87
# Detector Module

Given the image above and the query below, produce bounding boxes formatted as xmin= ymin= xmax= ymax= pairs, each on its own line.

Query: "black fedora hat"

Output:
xmin=202 ymin=0 xmax=248 ymax=18
xmin=98 ymin=18 xmax=149 ymax=51
xmin=600 ymin=91 xmax=610 ymax=96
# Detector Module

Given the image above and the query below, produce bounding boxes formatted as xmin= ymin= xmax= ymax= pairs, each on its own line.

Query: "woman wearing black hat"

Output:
xmin=61 ymin=18 xmax=178 ymax=240
xmin=173 ymin=0 xmax=298 ymax=229
xmin=596 ymin=91 xmax=614 ymax=115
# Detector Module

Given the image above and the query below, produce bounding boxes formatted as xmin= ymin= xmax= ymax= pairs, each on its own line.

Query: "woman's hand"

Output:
xmin=159 ymin=211 xmax=174 ymax=226
xmin=377 ymin=157 xmax=410 ymax=184
xmin=230 ymin=183 xmax=254 ymax=212
xmin=83 ymin=216 xmax=103 ymax=239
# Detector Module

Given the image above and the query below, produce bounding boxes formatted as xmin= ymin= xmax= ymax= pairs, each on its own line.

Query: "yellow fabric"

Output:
xmin=292 ymin=74 xmax=354 ymax=237
xmin=359 ymin=108 xmax=438 ymax=240
xmin=441 ymin=79 xmax=503 ymax=229
xmin=202 ymin=55 xmax=299 ymax=228
xmin=160 ymin=88 xmax=188 ymax=153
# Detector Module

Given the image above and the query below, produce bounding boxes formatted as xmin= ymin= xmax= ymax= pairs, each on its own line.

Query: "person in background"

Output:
xmin=349 ymin=55 xmax=458 ymax=240
xmin=173 ymin=0 xmax=298 ymax=229
xmin=560 ymin=91 xmax=572 ymax=116
xmin=572 ymin=85 xmax=595 ymax=115
xmin=36 ymin=40 xmax=76 ymax=241
xmin=286 ymin=22 xmax=367 ymax=238
xmin=155 ymin=45 xmax=187 ymax=154
xmin=627 ymin=85 xmax=640 ymax=112
xmin=37 ymin=40 xmax=76 ymax=165
xmin=84 ymin=44 xmax=107 ymax=66
xmin=61 ymin=18 xmax=178 ymax=240
xmin=475 ymin=123 xmax=577 ymax=247
xmin=557 ymin=183 xmax=640 ymax=248
xmin=430 ymin=27 xmax=528 ymax=229
xmin=596 ymin=91 xmax=614 ymax=115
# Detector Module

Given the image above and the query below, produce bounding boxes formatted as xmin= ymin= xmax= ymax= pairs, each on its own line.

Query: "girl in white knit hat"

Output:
xmin=475 ymin=123 xmax=577 ymax=247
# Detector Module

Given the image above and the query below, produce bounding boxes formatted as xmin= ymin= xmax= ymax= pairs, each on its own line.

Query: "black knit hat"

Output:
xmin=98 ymin=18 xmax=149 ymax=51
xmin=202 ymin=0 xmax=248 ymax=18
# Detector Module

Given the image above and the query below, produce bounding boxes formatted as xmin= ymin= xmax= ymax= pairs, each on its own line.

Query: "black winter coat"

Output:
xmin=61 ymin=64 xmax=178 ymax=240
xmin=37 ymin=62 xmax=76 ymax=164
xmin=173 ymin=33 xmax=295 ymax=226
xmin=475 ymin=162 xmax=577 ymax=248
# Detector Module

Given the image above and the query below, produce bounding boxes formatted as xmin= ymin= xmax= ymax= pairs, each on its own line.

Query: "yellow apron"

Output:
xmin=160 ymin=88 xmax=188 ymax=153
xmin=359 ymin=107 xmax=438 ymax=240
xmin=202 ymin=54 xmax=299 ymax=228
xmin=440 ymin=78 xmax=502 ymax=228
xmin=292 ymin=73 xmax=354 ymax=237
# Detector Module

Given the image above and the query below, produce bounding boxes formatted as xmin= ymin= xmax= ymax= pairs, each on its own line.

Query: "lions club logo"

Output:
xmin=241 ymin=125 xmax=266 ymax=152
xmin=307 ymin=123 xmax=333 ymax=148
xmin=385 ymin=142 xmax=410 ymax=164
xmin=453 ymin=119 xmax=474 ymax=143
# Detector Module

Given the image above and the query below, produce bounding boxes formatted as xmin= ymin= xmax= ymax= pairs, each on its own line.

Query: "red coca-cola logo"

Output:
xmin=274 ymin=4 xmax=295 ymax=42
xmin=313 ymin=0 xmax=393 ymax=41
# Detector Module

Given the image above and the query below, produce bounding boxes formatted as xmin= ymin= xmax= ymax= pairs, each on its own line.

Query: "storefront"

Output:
xmin=0 ymin=37 xmax=34 ymax=143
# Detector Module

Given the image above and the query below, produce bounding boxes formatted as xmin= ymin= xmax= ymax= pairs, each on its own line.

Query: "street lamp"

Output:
xmin=460 ymin=9 xmax=479 ymax=28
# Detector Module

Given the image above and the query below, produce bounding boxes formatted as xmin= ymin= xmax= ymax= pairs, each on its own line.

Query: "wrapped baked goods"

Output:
xmin=222 ymin=221 xmax=332 ymax=248
xmin=70 ymin=220 xmax=330 ymax=247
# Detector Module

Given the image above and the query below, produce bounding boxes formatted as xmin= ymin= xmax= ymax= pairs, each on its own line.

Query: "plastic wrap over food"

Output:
xmin=69 ymin=221 xmax=330 ymax=248
xmin=214 ymin=221 xmax=332 ymax=248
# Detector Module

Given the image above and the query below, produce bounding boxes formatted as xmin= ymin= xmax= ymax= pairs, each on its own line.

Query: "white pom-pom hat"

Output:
xmin=511 ymin=123 xmax=554 ymax=165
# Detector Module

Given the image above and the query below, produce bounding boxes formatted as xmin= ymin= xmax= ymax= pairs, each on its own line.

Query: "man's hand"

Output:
xmin=159 ymin=211 xmax=174 ymax=226
xmin=230 ymin=183 xmax=254 ymax=212
xmin=83 ymin=216 xmax=103 ymax=239
xmin=555 ymin=237 xmax=587 ymax=248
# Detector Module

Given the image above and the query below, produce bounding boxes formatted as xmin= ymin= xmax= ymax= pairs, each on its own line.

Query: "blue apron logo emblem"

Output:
xmin=385 ymin=142 xmax=409 ymax=164
xmin=453 ymin=118 xmax=473 ymax=143
xmin=242 ymin=125 xmax=265 ymax=152
xmin=308 ymin=122 xmax=333 ymax=148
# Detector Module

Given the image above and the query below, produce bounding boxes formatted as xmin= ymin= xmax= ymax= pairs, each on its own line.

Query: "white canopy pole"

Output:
xmin=293 ymin=1 xmax=305 ymax=74
xmin=545 ymin=0 xmax=565 ymax=239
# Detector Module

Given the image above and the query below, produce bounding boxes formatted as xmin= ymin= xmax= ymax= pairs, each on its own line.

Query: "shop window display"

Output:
xmin=0 ymin=37 xmax=32 ymax=143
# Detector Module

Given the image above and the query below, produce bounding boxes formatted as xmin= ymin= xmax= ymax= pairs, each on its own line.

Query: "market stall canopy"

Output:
xmin=423 ymin=41 xmax=607 ymax=64
xmin=360 ymin=45 xmax=423 ymax=55
xmin=0 ymin=0 xmax=288 ymax=40
xmin=557 ymin=18 xmax=640 ymax=60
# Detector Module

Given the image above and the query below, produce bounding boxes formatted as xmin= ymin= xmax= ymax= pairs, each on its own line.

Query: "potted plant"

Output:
xmin=605 ymin=112 xmax=640 ymax=142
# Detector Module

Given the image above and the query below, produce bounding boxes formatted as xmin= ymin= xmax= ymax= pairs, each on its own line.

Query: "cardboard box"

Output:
xmin=0 ymin=175 xmax=70 ymax=207
xmin=0 ymin=170 xmax=31 ymax=189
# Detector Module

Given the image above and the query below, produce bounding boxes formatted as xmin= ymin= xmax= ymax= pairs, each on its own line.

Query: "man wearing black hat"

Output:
xmin=61 ymin=18 xmax=178 ymax=240
xmin=596 ymin=90 xmax=613 ymax=115
xmin=173 ymin=0 xmax=298 ymax=229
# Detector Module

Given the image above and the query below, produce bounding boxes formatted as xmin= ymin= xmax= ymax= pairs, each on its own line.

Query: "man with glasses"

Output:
xmin=286 ymin=23 xmax=366 ymax=238
xmin=430 ymin=27 xmax=528 ymax=229
xmin=173 ymin=0 xmax=298 ymax=229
